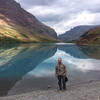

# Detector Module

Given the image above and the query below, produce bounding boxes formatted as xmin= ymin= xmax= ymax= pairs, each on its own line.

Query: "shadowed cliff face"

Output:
xmin=0 ymin=0 xmax=58 ymax=43
xmin=0 ymin=0 xmax=38 ymax=27
xmin=0 ymin=44 xmax=57 ymax=96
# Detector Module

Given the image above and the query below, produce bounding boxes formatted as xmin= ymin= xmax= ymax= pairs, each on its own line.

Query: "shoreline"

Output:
xmin=0 ymin=81 xmax=100 ymax=100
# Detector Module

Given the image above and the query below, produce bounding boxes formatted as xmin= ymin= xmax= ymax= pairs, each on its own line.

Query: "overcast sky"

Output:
xmin=16 ymin=0 xmax=100 ymax=35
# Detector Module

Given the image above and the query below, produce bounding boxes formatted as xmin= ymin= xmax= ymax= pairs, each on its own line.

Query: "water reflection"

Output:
xmin=79 ymin=45 xmax=100 ymax=59
xmin=58 ymin=44 xmax=88 ymax=58
xmin=0 ymin=44 xmax=57 ymax=96
xmin=0 ymin=43 xmax=100 ymax=96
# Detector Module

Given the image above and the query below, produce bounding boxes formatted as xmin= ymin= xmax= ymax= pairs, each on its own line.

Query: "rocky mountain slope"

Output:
xmin=77 ymin=27 xmax=100 ymax=45
xmin=59 ymin=25 xmax=97 ymax=42
xmin=0 ymin=0 xmax=59 ymax=43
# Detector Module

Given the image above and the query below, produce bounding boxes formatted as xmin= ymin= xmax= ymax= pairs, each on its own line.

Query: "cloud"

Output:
xmin=16 ymin=0 xmax=100 ymax=34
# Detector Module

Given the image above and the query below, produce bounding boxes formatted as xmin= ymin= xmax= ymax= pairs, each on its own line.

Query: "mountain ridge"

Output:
xmin=77 ymin=27 xmax=100 ymax=45
xmin=0 ymin=0 xmax=59 ymax=43
xmin=58 ymin=25 xmax=98 ymax=42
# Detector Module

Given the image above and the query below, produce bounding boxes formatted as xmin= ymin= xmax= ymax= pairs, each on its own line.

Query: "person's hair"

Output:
xmin=58 ymin=58 xmax=62 ymax=60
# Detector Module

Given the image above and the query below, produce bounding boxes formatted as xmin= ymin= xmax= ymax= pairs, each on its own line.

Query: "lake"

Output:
xmin=0 ymin=43 xmax=100 ymax=96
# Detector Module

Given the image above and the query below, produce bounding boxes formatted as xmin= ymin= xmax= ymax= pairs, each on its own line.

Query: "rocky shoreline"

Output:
xmin=0 ymin=81 xmax=100 ymax=100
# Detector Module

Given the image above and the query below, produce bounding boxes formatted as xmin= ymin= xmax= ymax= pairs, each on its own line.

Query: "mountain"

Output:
xmin=58 ymin=25 xmax=97 ymax=42
xmin=77 ymin=27 xmax=100 ymax=45
xmin=0 ymin=0 xmax=59 ymax=43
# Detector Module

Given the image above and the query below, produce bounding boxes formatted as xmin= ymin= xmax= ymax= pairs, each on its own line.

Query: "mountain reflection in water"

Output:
xmin=0 ymin=43 xmax=100 ymax=96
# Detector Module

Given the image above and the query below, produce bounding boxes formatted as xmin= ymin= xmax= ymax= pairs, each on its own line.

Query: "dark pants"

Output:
xmin=57 ymin=75 xmax=66 ymax=90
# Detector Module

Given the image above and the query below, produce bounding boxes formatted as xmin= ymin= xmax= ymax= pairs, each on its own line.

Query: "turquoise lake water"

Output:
xmin=0 ymin=43 xmax=100 ymax=96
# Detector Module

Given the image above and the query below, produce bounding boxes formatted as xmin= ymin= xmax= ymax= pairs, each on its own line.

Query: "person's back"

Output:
xmin=55 ymin=58 xmax=67 ymax=90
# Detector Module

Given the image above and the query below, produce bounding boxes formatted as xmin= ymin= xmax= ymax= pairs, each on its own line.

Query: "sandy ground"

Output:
xmin=0 ymin=81 xmax=100 ymax=100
